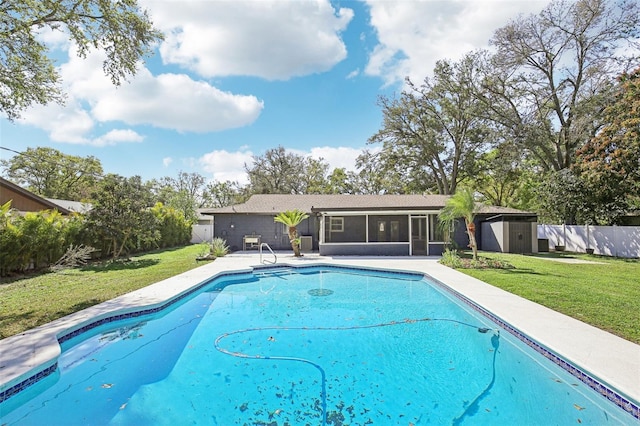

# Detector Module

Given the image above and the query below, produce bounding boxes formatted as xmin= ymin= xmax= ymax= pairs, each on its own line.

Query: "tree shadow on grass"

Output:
xmin=55 ymin=299 xmax=102 ymax=317
xmin=0 ymin=310 xmax=39 ymax=339
xmin=80 ymin=258 xmax=159 ymax=273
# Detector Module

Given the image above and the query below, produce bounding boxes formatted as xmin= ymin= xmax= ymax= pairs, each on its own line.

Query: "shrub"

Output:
xmin=439 ymin=249 xmax=514 ymax=269
xmin=440 ymin=249 xmax=464 ymax=268
xmin=211 ymin=238 xmax=230 ymax=257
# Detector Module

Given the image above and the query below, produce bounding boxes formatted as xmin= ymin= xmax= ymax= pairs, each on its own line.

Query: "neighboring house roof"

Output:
xmin=0 ymin=177 xmax=71 ymax=215
xmin=201 ymin=194 xmax=536 ymax=217
xmin=46 ymin=198 xmax=92 ymax=214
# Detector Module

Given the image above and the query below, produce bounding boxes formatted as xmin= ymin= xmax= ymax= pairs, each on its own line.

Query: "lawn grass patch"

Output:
xmin=0 ymin=245 xmax=211 ymax=339
xmin=455 ymin=252 xmax=640 ymax=344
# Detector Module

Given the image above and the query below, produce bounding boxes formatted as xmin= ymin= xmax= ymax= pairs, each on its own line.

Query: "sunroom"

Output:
xmin=314 ymin=209 xmax=447 ymax=256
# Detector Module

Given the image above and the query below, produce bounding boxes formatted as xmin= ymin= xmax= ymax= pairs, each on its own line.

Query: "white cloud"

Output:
xmin=364 ymin=0 xmax=550 ymax=85
xmin=18 ymin=43 xmax=264 ymax=143
xmin=92 ymin=129 xmax=145 ymax=147
xmin=91 ymin=71 xmax=264 ymax=132
xmin=163 ymin=157 xmax=173 ymax=167
xmin=199 ymin=148 xmax=254 ymax=184
xmin=307 ymin=146 xmax=363 ymax=171
xmin=145 ymin=0 xmax=354 ymax=80
xmin=35 ymin=26 xmax=71 ymax=51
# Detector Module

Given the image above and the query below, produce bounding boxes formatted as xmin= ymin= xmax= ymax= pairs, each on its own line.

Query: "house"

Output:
xmin=0 ymin=177 xmax=71 ymax=215
xmin=201 ymin=194 xmax=538 ymax=256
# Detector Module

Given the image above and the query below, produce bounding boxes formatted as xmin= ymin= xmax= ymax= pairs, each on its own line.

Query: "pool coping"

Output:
xmin=1 ymin=254 xmax=639 ymax=418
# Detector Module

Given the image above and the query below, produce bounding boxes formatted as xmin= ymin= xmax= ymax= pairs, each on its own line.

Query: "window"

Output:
xmin=429 ymin=214 xmax=445 ymax=242
xmin=329 ymin=217 xmax=344 ymax=232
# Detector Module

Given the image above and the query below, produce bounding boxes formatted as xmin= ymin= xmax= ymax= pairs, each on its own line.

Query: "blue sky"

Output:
xmin=1 ymin=0 xmax=550 ymax=185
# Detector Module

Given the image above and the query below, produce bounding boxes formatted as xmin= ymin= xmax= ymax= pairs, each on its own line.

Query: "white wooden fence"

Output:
xmin=191 ymin=224 xmax=213 ymax=244
xmin=537 ymin=224 xmax=640 ymax=258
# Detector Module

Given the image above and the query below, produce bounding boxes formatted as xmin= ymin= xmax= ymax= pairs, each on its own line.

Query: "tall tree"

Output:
xmin=368 ymin=53 xmax=492 ymax=195
xmin=246 ymin=146 xmax=331 ymax=194
xmin=574 ymin=66 xmax=640 ymax=223
xmin=274 ymin=209 xmax=309 ymax=257
xmin=0 ymin=146 xmax=103 ymax=200
xmin=1 ymin=0 xmax=163 ymax=120
xmin=472 ymin=143 xmax=540 ymax=210
xmin=202 ymin=180 xmax=248 ymax=208
xmin=151 ymin=171 xmax=206 ymax=223
xmin=438 ymin=188 xmax=479 ymax=260
xmin=488 ymin=0 xmax=639 ymax=171
xmin=86 ymin=174 xmax=157 ymax=258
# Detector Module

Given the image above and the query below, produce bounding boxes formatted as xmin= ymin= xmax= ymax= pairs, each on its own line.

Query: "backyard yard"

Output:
xmin=457 ymin=251 xmax=640 ymax=344
xmin=0 ymin=244 xmax=211 ymax=339
xmin=0 ymin=247 xmax=638 ymax=344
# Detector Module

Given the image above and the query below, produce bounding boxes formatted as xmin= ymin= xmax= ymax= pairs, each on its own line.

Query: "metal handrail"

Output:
xmin=259 ymin=243 xmax=277 ymax=264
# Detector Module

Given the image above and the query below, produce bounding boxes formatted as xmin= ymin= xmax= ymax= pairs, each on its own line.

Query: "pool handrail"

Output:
xmin=259 ymin=243 xmax=277 ymax=264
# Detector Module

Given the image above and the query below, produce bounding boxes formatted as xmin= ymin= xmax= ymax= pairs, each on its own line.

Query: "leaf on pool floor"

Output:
xmin=102 ymin=383 xmax=113 ymax=389
xmin=120 ymin=403 xmax=127 ymax=410
xmin=573 ymin=403 xmax=585 ymax=411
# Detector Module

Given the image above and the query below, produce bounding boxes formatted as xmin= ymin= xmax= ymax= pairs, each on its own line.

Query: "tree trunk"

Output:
xmin=466 ymin=220 xmax=478 ymax=260
xmin=288 ymin=226 xmax=301 ymax=257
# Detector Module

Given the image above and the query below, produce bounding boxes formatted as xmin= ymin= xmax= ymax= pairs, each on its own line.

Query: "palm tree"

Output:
xmin=274 ymin=209 xmax=310 ymax=257
xmin=439 ymin=188 xmax=478 ymax=260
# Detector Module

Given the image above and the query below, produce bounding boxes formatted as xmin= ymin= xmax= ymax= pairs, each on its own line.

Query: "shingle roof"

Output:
xmin=202 ymin=194 xmax=451 ymax=214
xmin=475 ymin=204 xmax=536 ymax=215
xmin=201 ymin=193 xmax=535 ymax=216
xmin=46 ymin=198 xmax=92 ymax=214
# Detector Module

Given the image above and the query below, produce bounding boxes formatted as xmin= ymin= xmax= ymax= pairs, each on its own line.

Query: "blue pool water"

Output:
xmin=0 ymin=265 xmax=637 ymax=425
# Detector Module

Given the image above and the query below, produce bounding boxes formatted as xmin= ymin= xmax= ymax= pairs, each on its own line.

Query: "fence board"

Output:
xmin=537 ymin=225 xmax=640 ymax=258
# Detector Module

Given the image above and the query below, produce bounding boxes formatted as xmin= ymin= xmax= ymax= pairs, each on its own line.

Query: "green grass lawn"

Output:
xmin=456 ymin=252 xmax=640 ymax=344
xmin=0 ymin=245 xmax=212 ymax=339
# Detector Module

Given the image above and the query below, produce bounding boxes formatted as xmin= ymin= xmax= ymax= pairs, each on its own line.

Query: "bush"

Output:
xmin=211 ymin=238 xmax=230 ymax=257
xmin=439 ymin=249 xmax=514 ymax=269
xmin=440 ymin=249 xmax=464 ymax=268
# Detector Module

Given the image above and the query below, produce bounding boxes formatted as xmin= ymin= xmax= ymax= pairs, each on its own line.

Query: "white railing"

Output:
xmin=537 ymin=224 xmax=640 ymax=258
xmin=259 ymin=243 xmax=277 ymax=264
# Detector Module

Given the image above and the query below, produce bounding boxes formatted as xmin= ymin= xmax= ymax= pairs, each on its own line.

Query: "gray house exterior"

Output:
xmin=201 ymin=194 xmax=537 ymax=256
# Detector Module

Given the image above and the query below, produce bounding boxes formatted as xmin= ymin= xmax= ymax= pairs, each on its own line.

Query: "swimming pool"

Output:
xmin=0 ymin=265 xmax=638 ymax=425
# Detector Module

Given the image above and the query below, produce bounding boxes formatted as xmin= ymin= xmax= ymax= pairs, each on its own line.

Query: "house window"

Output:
xmin=429 ymin=214 xmax=445 ymax=242
xmin=329 ymin=217 xmax=344 ymax=232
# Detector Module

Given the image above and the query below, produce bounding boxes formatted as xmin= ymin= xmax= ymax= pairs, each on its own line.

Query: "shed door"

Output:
xmin=509 ymin=222 xmax=532 ymax=253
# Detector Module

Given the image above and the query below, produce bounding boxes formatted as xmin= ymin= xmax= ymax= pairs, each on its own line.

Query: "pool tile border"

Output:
xmin=1 ymin=262 xmax=639 ymax=422
xmin=428 ymin=275 xmax=640 ymax=421
xmin=0 ymin=268 xmax=253 ymax=403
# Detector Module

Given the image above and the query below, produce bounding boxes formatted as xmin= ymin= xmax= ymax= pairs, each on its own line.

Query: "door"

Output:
xmin=509 ymin=222 xmax=532 ymax=253
xmin=411 ymin=217 xmax=427 ymax=255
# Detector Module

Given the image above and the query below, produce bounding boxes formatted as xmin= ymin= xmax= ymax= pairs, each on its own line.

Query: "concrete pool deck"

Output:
xmin=1 ymin=253 xmax=639 ymax=414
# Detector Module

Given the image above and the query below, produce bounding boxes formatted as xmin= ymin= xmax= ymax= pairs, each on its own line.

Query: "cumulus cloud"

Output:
xmin=199 ymin=148 xmax=254 ymax=184
xmin=307 ymin=146 xmax=363 ymax=171
xmin=18 ymin=43 xmax=264 ymax=143
xmin=163 ymin=157 xmax=173 ymax=167
xmin=91 ymin=72 xmax=263 ymax=132
xmin=145 ymin=0 xmax=354 ymax=80
xmin=364 ymin=0 xmax=550 ymax=85
xmin=92 ymin=129 xmax=145 ymax=147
